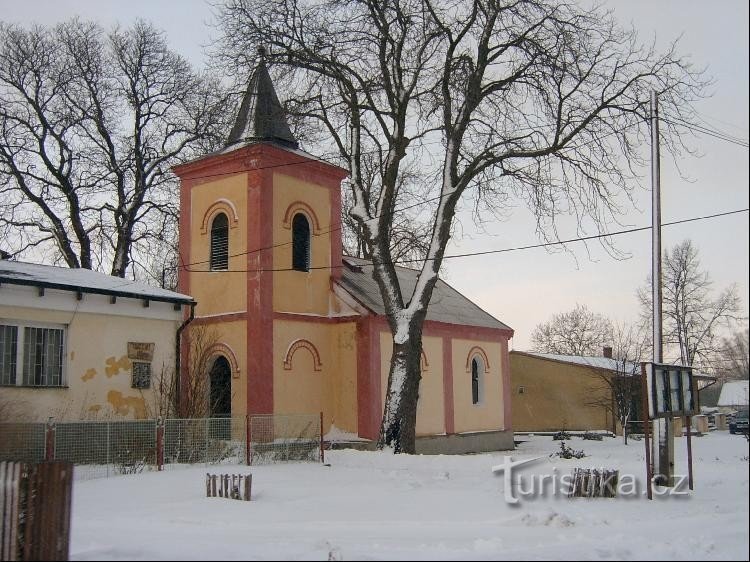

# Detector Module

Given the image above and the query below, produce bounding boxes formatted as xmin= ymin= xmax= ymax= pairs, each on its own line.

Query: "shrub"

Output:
xmin=551 ymin=441 xmax=586 ymax=459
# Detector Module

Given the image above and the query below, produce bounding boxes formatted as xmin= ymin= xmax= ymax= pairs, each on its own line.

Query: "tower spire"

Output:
xmin=226 ymin=49 xmax=299 ymax=149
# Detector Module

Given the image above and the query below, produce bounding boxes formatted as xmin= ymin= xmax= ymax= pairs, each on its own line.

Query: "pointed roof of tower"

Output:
xmin=226 ymin=54 xmax=299 ymax=150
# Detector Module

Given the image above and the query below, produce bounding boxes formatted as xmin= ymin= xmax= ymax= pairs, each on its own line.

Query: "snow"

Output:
xmin=70 ymin=432 xmax=749 ymax=560
xmin=323 ymin=424 xmax=369 ymax=443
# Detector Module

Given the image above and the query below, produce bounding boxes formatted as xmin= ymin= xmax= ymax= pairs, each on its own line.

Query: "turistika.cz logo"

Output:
xmin=491 ymin=456 xmax=691 ymax=504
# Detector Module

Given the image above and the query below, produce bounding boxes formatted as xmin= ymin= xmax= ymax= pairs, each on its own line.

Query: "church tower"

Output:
xmin=173 ymin=59 xmax=348 ymax=419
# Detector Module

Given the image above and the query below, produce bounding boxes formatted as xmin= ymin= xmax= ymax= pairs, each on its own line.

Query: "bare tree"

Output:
xmin=531 ymin=304 xmax=614 ymax=356
xmin=218 ymin=0 xmax=706 ymax=453
xmin=713 ymin=328 xmax=749 ymax=382
xmin=638 ymin=239 xmax=741 ymax=369
xmin=0 ymin=19 xmax=231 ymax=279
xmin=144 ymin=325 xmax=225 ymax=419
xmin=585 ymin=323 xmax=648 ymax=444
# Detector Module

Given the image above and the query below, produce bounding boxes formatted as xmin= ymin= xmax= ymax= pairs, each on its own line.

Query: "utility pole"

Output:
xmin=651 ymin=91 xmax=674 ymax=486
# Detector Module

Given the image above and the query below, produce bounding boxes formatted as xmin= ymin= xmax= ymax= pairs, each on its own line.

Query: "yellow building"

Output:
xmin=173 ymin=60 xmax=515 ymax=453
xmin=0 ymin=259 xmax=193 ymax=421
xmin=510 ymin=351 xmax=619 ymax=433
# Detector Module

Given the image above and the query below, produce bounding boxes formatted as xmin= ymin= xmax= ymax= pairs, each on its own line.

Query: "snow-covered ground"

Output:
xmin=71 ymin=431 xmax=749 ymax=561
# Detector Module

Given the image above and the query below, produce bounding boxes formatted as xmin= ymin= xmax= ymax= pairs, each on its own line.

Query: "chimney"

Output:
xmin=603 ymin=346 xmax=613 ymax=359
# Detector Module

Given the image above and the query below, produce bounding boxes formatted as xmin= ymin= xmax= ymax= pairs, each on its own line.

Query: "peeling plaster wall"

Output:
xmin=0 ymin=295 xmax=181 ymax=422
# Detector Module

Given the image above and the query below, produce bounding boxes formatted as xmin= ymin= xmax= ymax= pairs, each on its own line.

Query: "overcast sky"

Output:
xmin=5 ymin=0 xmax=749 ymax=353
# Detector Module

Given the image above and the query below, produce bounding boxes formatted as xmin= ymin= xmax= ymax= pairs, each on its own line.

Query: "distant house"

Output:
xmin=717 ymin=380 xmax=749 ymax=413
xmin=0 ymin=258 xmax=193 ymax=421
xmin=511 ymin=349 xmax=715 ymax=434
xmin=510 ymin=349 xmax=624 ymax=433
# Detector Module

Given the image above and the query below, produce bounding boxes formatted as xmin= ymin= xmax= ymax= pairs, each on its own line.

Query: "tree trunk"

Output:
xmin=378 ymin=333 xmax=423 ymax=454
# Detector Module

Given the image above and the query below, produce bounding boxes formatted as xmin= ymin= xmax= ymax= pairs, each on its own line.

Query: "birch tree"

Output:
xmin=638 ymin=239 xmax=741 ymax=368
xmin=0 ymin=19 xmax=230 ymax=280
xmin=218 ymin=0 xmax=706 ymax=453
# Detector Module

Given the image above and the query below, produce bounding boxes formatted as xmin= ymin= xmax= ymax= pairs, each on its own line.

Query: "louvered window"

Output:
xmin=292 ymin=213 xmax=310 ymax=272
xmin=210 ymin=213 xmax=229 ymax=270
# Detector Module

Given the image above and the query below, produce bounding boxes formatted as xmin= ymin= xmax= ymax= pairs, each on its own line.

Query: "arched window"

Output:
xmin=292 ymin=213 xmax=310 ymax=271
xmin=471 ymin=356 xmax=483 ymax=405
xmin=210 ymin=213 xmax=229 ymax=270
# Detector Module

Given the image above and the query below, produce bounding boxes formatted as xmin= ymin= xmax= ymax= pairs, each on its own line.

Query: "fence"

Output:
xmin=1 ymin=461 xmax=73 ymax=561
xmin=0 ymin=414 xmax=323 ymax=481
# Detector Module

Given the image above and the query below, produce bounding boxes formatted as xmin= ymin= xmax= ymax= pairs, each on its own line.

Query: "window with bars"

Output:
xmin=131 ymin=361 xmax=152 ymax=389
xmin=210 ymin=213 xmax=229 ymax=270
xmin=0 ymin=322 xmax=65 ymax=387
xmin=292 ymin=213 xmax=310 ymax=272
xmin=0 ymin=324 xmax=18 ymax=385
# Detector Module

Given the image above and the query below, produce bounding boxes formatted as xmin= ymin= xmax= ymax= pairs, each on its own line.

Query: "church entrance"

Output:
xmin=209 ymin=356 xmax=232 ymax=439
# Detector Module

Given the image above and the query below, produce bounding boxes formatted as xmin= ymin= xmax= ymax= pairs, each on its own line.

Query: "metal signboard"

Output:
xmin=644 ymin=362 xmax=696 ymax=419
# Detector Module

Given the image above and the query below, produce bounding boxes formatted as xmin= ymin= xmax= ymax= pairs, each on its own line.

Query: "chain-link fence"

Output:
xmin=163 ymin=417 xmax=246 ymax=469
xmin=0 ymin=423 xmax=46 ymax=463
xmin=0 ymin=413 xmax=322 ymax=481
xmin=249 ymin=414 xmax=321 ymax=464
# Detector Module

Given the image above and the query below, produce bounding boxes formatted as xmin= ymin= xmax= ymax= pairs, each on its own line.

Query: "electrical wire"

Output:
xmin=182 ymin=207 xmax=749 ymax=273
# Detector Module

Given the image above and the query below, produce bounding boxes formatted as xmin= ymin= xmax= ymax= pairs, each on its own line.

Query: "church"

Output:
xmin=173 ymin=61 xmax=515 ymax=453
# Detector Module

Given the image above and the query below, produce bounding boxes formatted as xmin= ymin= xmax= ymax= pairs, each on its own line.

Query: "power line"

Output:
xmin=662 ymin=117 xmax=750 ymax=148
xmin=182 ymin=207 xmax=748 ymax=273
xmin=179 ymin=120 xmax=648 ymax=269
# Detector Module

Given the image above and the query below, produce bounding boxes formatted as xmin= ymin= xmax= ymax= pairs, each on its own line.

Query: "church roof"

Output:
xmin=338 ymin=257 xmax=512 ymax=333
xmin=225 ymin=60 xmax=299 ymax=150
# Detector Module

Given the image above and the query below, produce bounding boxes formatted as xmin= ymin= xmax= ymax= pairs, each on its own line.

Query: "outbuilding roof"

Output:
xmin=718 ymin=380 xmax=749 ymax=408
xmin=338 ymin=256 xmax=512 ymax=332
xmin=0 ymin=260 xmax=193 ymax=305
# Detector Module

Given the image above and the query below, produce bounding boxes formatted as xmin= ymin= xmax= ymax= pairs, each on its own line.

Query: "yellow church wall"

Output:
xmin=271 ymin=173 xmax=332 ymax=315
xmin=188 ymin=174 xmax=248 ymax=317
xmin=379 ymin=332 xmax=445 ymax=436
xmin=0 ymin=304 xmax=178 ymax=421
xmin=451 ymin=339 xmax=504 ymax=433
xmin=329 ymin=322 xmax=358 ymax=435
xmin=271 ymin=319 xmax=358 ymax=435
xmin=272 ymin=320 xmax=327 ymax=428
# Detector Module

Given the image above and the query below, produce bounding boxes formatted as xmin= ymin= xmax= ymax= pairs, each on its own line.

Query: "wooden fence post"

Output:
xmin=245 ymin=415 xmax=251 ymax=466
xmin=319 ymin=412 xmax=325 ymax=465
xmin=156 ymin=418 xmax=164 ymax=471
xmin=44 ymin=419 xmax=55 ymax=462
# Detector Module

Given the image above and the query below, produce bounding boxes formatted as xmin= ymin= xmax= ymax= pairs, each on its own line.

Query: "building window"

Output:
xmin=0 ymin=323 xmax=65 ymax=387
xmin=471 ymin=356 xmax=483 ymax=405
xmin=210 ymin=213 xmax=229 ymax=270
xmin=292 ymin=213 xmax=310 ymax=272
xmin=0 ymin=324 xmax=18 ymax=385
xmin=132 ymin=362 xmax=152 ymax=389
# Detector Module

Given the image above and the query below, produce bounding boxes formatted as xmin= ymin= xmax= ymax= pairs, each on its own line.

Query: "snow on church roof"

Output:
xmin=338 ymin=256 xmax=512 ymax=332
xmin=0 ymin=259 xmax=193 ymax=305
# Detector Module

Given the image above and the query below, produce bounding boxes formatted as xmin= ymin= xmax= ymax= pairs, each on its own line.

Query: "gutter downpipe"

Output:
xmin=176 ymin=302 xmax=196 ymax=416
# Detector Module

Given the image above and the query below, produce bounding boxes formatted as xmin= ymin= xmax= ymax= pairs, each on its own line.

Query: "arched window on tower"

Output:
xmin=292 ymin=213 xmax=310 ymax=272
xmin=210 ymin=213 xmax=229 ymax=270
xmin=471 ymin=356 xmax=483 ymax=405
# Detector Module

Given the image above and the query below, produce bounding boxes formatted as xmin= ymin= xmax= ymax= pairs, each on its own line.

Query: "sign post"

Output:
xmin=643 ymin=362 xmax=697 ymax=497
